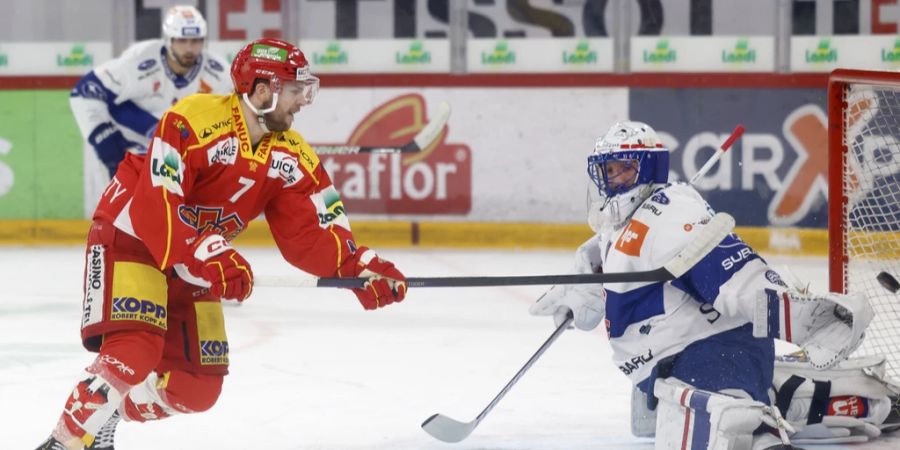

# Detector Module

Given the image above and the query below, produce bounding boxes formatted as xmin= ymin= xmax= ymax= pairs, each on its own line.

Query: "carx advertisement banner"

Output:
xmin=630 ymin=88 xmax=829 ymax=228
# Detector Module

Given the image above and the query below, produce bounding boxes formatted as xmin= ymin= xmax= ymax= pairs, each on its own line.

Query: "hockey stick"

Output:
xmin=311 ymin=101 xmax=451 ymax=155
xmin=254 ymin=212 xmax=734 ymax=289
xmin=420 ymin=313 xmax=573 ymax=443
xmin=688 ymin=124 xmax=745 ymax=185
xmin=417 ymin=214 xmax=735 ymax=443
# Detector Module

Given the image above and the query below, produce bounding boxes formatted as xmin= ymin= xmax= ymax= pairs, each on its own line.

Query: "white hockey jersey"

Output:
xmin=70 ymin=39 xmax=232 ymax=176
xmin=597 ymin=183 xmax=772 ymax=386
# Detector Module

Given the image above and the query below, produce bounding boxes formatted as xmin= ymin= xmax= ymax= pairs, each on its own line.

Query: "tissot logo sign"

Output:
xmin=314 ymin=94 xmax=471 ymax=214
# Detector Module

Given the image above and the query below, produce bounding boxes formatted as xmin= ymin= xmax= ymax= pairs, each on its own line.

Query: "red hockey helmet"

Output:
xmin=231 ymin=38 xmax=319 ymax=107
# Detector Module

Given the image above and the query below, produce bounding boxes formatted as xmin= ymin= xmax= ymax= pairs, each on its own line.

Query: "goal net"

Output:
xmin=829 ymin=69 xmax=900 ymax=383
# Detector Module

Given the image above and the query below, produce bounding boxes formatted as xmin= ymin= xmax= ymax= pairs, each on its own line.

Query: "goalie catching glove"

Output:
xmin=185 ymin=233 xmax=253 ymax=302
xmin=340 ymin=247 xmax=407 ymax=310
xmin=529 ymin=235 xmax=605 ymax=330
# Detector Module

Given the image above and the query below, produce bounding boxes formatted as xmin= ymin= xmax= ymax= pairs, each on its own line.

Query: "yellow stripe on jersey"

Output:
xmin=278 ymin=130 xmax=320 ymax=184
xmin=161 ymin=188 xmax=174 ymax=269
xmin=330 ymin=226 xmax=344 ymax=276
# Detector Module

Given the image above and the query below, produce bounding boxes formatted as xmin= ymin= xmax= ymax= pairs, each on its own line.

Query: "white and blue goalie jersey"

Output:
xmin=597 ymin=183 xmax=776 ymax=388
xmin=70 ymin=39 xmax=232 ymax=176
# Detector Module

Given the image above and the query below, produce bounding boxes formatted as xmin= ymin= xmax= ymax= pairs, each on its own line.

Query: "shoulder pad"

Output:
xmin=204 ymin=52 xmax=228 ymax=72
xmin=170 ymin=94 xmax=233 ymax=139
xmin=202 ymin=52 xmax=235 ymax=92
xmin=276 ymin=130 xmax=320 ymax=174
xmin=95 ymin=40 xmax=162 ymax=86
xmin=121 ymin=40 xmax=163 ymax=62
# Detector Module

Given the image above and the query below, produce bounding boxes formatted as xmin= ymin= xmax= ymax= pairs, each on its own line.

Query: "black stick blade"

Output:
xmin=878 ymin=271 xmax=900 ymax=293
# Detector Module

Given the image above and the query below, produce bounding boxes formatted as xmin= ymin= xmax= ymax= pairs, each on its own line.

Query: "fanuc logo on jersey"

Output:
xmin=315 ymin=94 xmax=472 ymax=214
xmin=615 ymin=220 xmax=649 ymax=257
xmin=111 ymin=297 xmax=167 ymax=328
xmin=200 ymin=340 xmax=229 ymax=365
xmin=231 ymin=105 xmax=252 ymax=155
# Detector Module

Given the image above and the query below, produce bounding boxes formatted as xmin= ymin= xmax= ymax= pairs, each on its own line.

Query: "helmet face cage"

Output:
xmin=587 ymin=149 xmax=669 ymax=200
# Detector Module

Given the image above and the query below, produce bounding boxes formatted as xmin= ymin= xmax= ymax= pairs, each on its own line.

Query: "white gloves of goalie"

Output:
xmin=529 ymin=235 xmax=606 ymax=331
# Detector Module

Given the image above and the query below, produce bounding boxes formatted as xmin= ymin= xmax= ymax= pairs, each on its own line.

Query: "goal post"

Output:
xmin=828 ymin=68 xmax=900 ymax=381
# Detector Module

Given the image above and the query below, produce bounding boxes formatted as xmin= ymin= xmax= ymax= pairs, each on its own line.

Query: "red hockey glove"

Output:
xmin=186 ymin=233 xmax=253 ymax=302
xmin=341 ymin=247 xmax=407 ymax=310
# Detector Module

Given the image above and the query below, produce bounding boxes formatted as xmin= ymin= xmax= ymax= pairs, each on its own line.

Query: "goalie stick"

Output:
xmin=688 ymin=124 xmax=745 ymax=185
xmin=311 ymin=101 xmax=451 ymax=155
xmin=254 ymin=212 xmax=734 ymax=289
xmin=418 ymin=212 xmax=735 ymax=443
xmin=421 ymin=313 xmax=573 ymax=443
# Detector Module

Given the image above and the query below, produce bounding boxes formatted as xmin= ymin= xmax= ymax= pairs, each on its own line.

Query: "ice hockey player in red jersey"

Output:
xmin=37 ymin=38 xmax=407 ymax=450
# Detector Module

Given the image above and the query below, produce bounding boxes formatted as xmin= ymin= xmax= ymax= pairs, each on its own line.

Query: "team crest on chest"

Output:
xmin=177 ymin=205 xmax=244 ymax=241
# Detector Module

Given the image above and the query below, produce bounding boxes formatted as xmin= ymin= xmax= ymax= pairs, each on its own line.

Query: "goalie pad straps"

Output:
xmin=774 ymin=356 xmax=893 ymax=424
xmin=653 ymin=377 xmax=793 ymax=450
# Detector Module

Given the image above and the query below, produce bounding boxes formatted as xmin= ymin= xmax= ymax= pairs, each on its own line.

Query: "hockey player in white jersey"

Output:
xmin=530 ymin=121 xmax=899 ymax=449
xmin=70 ymin=5 xmax=231 ymax=178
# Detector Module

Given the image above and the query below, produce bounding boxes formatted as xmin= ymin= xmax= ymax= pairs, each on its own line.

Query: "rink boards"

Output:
xmin=0 ymin=73 xmax=891 ymax=256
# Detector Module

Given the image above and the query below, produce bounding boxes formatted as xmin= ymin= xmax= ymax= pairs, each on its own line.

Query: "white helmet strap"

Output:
xmin=241 ymin=92 xmax=278 ymax=133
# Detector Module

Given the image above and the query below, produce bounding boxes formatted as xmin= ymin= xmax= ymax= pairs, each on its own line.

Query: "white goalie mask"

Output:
xmin=162 ymin=5 xmax=207 ymax=48
xmin=587 ymin=121 xmax=670 ymax=233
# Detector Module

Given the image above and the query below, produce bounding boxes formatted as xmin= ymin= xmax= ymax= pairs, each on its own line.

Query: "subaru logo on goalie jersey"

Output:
xmin=600 ymin=183 xmax=758 ymax=385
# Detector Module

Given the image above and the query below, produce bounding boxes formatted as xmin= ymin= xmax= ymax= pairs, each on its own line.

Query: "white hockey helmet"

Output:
xmin=586 ymin=121 xmax=669 ymax=231
xmin=162 ymin=5 xmax=207 ymax=44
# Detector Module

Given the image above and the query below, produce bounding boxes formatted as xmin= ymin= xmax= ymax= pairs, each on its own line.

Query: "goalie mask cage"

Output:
xmin=828 ymin=69 xmax=900 ymax=383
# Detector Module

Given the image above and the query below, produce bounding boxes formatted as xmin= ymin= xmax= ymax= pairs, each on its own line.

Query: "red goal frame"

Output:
xmin=827 ymin=69 xmax=900 ymax=294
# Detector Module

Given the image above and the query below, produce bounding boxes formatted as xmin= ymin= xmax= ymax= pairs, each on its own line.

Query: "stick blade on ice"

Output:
xmin=421 ymin=413 xmax=476 ymax=443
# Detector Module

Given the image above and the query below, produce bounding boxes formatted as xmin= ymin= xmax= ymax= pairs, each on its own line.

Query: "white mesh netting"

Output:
xmin=842 ymin=83 xmax=900 ymax=383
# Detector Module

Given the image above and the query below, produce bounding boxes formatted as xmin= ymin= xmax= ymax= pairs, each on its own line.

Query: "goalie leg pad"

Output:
xmin=632 ymin=385 xmax=658 ymax=438
xmin=753 ymin=289 xmax=873 ymax=369
xmin=653 ymin=377 xmax=792 ymax=450
xmin=774 ymin=355 xmax=894 ymax=444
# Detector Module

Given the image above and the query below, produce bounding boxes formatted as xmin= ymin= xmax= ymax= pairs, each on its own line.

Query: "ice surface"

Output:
xmin=1 ymin=246 xmax=898 ymax=449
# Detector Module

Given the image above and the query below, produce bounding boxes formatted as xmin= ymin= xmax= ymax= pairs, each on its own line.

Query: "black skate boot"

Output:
xmin=85 ymin=411 xmax=121 ymax=449
xmin=35 ymin=436 xmax=70 ymax=450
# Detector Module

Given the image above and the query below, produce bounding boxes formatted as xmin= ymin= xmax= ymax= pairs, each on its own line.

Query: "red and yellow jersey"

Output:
xmin=95 ymin=92 xmax=357 ymax=277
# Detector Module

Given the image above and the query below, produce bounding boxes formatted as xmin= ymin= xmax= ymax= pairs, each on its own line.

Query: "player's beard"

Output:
xmin=262 ymin=101 xmax=294 ymax=132
xmin=172 ymin=51 xmax=198 ymax=69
